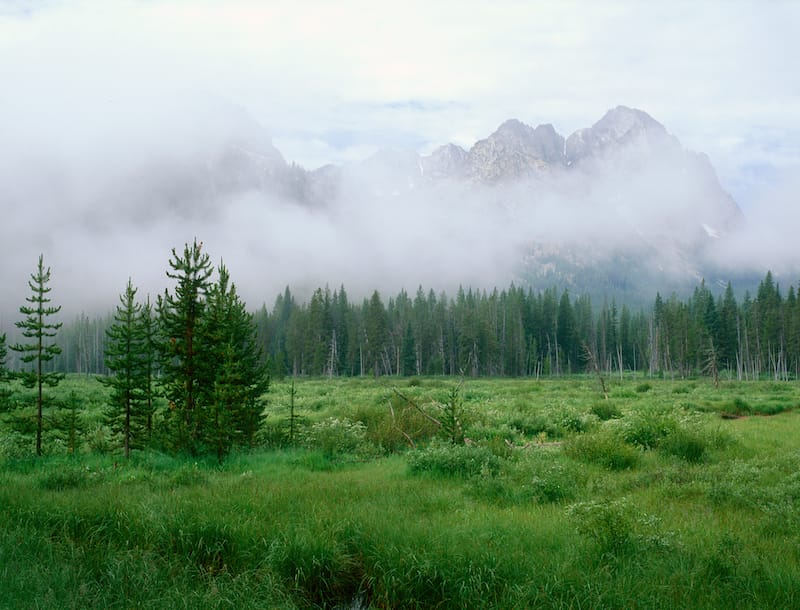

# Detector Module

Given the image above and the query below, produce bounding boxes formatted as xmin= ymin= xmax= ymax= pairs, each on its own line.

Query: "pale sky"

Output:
xmin=1 ymin=0 xmax=799 ymax=318
xmin=1 ymin=0 xmax=798 ymax=209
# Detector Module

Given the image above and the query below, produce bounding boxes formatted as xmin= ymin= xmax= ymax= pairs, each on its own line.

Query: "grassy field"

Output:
xmin=2 ymin=375 xmax=800 ymax=608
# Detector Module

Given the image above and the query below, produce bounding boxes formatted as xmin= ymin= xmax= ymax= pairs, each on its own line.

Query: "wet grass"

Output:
xmin=2 ymin=375 xmax=800 ymax=607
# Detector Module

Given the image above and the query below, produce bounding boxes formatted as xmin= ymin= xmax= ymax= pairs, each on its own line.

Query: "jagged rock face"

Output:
xmin=100 ymin=103 xmax=740 ymax=282
xmin=421 ymin=143 xmax=468 ymax=180
xmin=465 ymin=120 xmax=566 ymax=182
xmin=565 ymin=105 xmax=680 ymax=168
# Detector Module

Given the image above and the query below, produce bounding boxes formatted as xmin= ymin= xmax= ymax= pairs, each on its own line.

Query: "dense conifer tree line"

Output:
xmin=1 ymin=247 xmax=799 ymax=458
xmin=2 ymin=256 xmax=798 ymax=397
xmin=253 ymin=273 xmax=800 ymax=381
xmin=4 ymin=270 xmax=797 ymax=383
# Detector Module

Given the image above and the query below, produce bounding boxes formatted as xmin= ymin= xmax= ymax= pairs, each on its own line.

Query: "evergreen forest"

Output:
xmin=7 ymin=263 xmax=797 ymax=382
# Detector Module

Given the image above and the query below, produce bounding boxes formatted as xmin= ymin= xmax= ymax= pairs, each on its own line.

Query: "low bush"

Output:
xmin=568 ymin=499 xmax=634 ymax=555
xmin=407 ymin=440 xmax=502 ymax=479
xmin=568 ymin=498 xmax=676 ymax=558
xmin=529 ymin=461 xmax=581 ymax=503
xmin=559 ymin=409 xmax=594 ymax=433
xmin=507 ymin=413 xmax=560 ymax=438
xmin=302 ymin=417 xmax=368 ymax=458
xmin=728 ymin=397 xmax=752 ymax=415
xmin=38 ymin=464 xmax=95 ymax=490
xmin=167 ymin=463 xmax=208 ymax=488
xmin=354 ymin=399 xmax=439 ymax=454
xmin=659 ymin=427 xmax=708 ymax=463
xmin=565 ymin=431 xmax=640 ymax=471
xmin=590 ymin=401 xmax=621 ymax=421
xmin=622 ymin=411 xmax=677 ymax=449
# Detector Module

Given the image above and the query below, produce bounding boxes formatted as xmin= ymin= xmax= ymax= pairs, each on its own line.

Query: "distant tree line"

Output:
xmin=252 ymin=272 xmax=799 ymax=382
xmin=4 ymin=269 xmax=797 ymax=384
xmin=3 ymin=246 xmax=799 ymax=458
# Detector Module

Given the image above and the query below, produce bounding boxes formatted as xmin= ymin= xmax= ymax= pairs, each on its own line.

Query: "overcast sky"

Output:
xmin=2 ymin=0 xmax=798 ymax=208
xmin=1 ymin=0 xmax=799 ymax=318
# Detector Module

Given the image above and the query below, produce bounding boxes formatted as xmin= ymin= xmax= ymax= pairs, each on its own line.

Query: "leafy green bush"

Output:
xmin=38 ymin=464 xmax=101 ymax=490
xmin=257 ymin=418 xmax=293 ymax=448
xmin=590 ymin=401 xmax=621 ymax=421
xmin=507 ymin=413 xmax=560 ymax=438
xmin=529 ymin=461 xmax=580 ymax=503
xmin=0 ymin=430 xmax=32 ymax=459
xmin=302 ymin=417 xmax=367 ymax=457
xmin=407 ymin=440 xmax=502 ymax=478
xmin=354 ymin=400 xmax=439 ymax=454
xmin=622 ymin=411 xmax=677 ymax=449
xmin=559 ymin=409 xmax=593 ymax=433
xmin=635 ymin=382 xmax=652 ymax=393
xmin=568 ymin=499 xmax=633 ymax=554
xmin=568 ymin=498 xmax=676 ymax=557
xmin=728 ymin=397 xmax=752 ymax=415
xmin=565 ymin=431 xmax=640 ymax=470
xmin=659 ymin=427 xmax=709 ymax=463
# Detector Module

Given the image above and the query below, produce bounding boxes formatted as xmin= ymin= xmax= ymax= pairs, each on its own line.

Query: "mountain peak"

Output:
xmin=593 ymin=105 xmax=667 ymax=139
xmin=566 ymin=105 xmax=677 ymax=166
xmin=466 ymin=119 xmax=565 ymax=182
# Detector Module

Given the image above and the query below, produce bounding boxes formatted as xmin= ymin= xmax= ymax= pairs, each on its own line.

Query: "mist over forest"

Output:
xmin=1 ymin=95 xmax=797 ymax=332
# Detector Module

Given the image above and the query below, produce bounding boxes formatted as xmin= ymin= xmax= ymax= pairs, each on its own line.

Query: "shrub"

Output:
xmin=559 ymin=409 xmax=593 ymax=433
xmin=622 ymin=411 xmax=677 ymax=449
xmin=590 ymin=401 xmax=621 ymax=421
xmin=302 ymin=417 xmax=367 ymax=458
xmin=568 ymin=499 xmax=634 ymax=555
xmin=568 ymin=498 xmax=675 ymax=557
xmin=407 ymin=440 xmax=502 ymax=479
xmin=659 ymin=427 xmax=708 ymax=463
xmin=635 ymin=382 xmax=652 ymax=393
xmin=0 ymin=430 xmax=31 ymax=459
xmin=728 ymin=397 xmax=752 ymax=415
xmin=565 ymin=431 xmax=640 ymax=471
xmin=529 ymin=462 xmax=580 ymax=503
xmin=38 ymin=464 xmax=103 ymax=490
xmin=507 ymin=414 xmax=560 ymax=438
xmin=355 ymin=400 xmax=439 ymax=454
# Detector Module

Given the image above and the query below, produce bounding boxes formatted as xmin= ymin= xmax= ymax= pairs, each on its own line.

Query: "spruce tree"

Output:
xmin=52 ymin=390 xmax=87 ymax=455
xmin=100 ymin=279 xmax=149 ymax=458
xmin=364 ymin=290 xmax=388 ymax=376
xmin=0 ymin=332 xmax=7 ymax=379
xmin=10 ymin=254 xmax=64 ymax=456
xmin=0 ymin=332 xmax=9 ymax=411
xmin=139 ymin=296 xmax=158 ymax=439
xmin=157 ymin=240 xmax=213 ymax=453
xmin=202 ymin=264 xmax=269 ymax=460
xmin=401 ymin=321 xmax=417 ymax=376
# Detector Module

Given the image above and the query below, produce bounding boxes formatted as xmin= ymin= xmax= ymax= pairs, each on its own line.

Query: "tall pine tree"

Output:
xmin=202 ymin=264 xmax=269 ymax=461
xmin=0 ymin=332 xmax=7 ymax=379
xmin=10 ymin=254 xmax=64 ymax=456
xmin=157 ymin=240 xmax=213 ymax=453
xmin=101 ymin=279 xmax=150 ymax=458
xmin=0 ymin=332 xmax=9 ymax=410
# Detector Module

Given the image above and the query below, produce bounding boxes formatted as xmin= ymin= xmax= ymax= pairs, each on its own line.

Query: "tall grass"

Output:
xmin=2 ymin=376 xmax=800 ymax=607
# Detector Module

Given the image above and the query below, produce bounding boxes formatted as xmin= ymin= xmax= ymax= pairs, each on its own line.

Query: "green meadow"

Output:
xmin=2 ymin=375 xmax=800 ymax=608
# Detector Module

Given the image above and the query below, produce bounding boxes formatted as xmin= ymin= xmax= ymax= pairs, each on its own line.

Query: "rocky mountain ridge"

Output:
xmin=67 ymin=103 xmax=746 ymax=301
